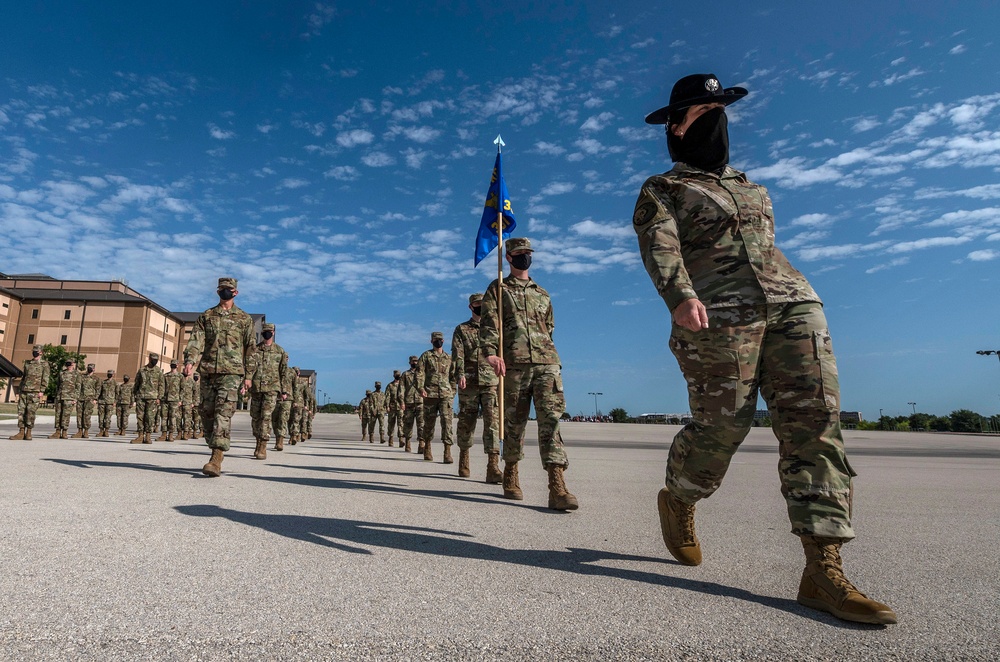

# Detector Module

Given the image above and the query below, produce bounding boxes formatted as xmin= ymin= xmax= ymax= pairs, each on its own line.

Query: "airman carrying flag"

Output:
xmin=474 ymin=145 xmax=516 ymax=266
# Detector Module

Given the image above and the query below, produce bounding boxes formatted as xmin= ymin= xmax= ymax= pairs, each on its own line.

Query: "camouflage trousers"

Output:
xmin=272 ymin=399 xmax=289 ymax=439
xmin=667 ymin=301 xmax=855 ymax=540
xmin=290 ymin=406 xmax=305 ymax=438
xmin=116 ymin=404 xmax=131 ymax=431
xmin=367 ymin=412 xmax=385 ymax=440
xmin=359 ymin=415 xmax=369 ymax=436
xmin=135 ymin=399 xmax=157 ymax=432
xmin=386 ymin=409 xmax=402 ymax=439
xmin=17 ymin=392 xmax=44 ymax=429
xmin=76 ymin=399 xmax=95 ymax=430
xmin=163 ymin=401 xmax=181 ymax=433
xmin=98 ymin=403 xmax=115 ymax=431
xmin=199 ymin=374 xmax=242 ymax=452
xmin=401 ymin=402 xmax=423 ymax=443
xmin=180 ymin=403 xmax=194 ymax=432
xmin=305 ymin=411 xmax=313 ymax=436
xmin=54 ymin=399 xmax=75 ymax=430
xmin=420 ymin=397 xmax=453 ymax=445
xmin=456 ymin=385 xmax=499 ymax=453
xmin=250 ymin=391 xmax=279 ymax=441
xmin=502 ymin=364 xmax=568 ymax=468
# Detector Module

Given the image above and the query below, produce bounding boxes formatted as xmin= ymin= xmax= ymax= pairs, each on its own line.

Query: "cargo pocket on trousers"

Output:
xmin=671 ymin=331 xmax=742 ymax=422
xmin=812 ymin=329 xmax=840 ymax=411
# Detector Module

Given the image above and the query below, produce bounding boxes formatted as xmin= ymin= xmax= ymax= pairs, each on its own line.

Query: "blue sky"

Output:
xmin=2 ymin=2 xmax=999 ymax=418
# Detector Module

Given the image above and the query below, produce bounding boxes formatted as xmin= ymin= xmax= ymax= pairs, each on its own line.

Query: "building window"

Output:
xmin=64 ymin=310 xmax=71 ymax=320
xmin=60 ymin=335 xmax=68 ymax=345
xmin=31 ymin=309 xmax=39 ymax=319
xmin=27 ymin=334 xmax=35 ymax=344
xmin=166 ymin=324 xmax=170 ymax=333
xmin=2 ymin=302 xmax=7 ymax=308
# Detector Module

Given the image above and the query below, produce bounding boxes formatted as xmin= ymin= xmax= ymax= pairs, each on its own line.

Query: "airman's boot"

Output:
xmin=72 ymin=428 xmax=85 ymax=438
xmin=25 ymin=428 xmax=33 ymax=440
xmin=417 ymin=441 xmax=425 ymax=454
xmin=502 ymin=461 xmax=523 ymax=500
xmin=165 ymin=432 xmax=174 ymax=442
xmin=380 ymin=434 xmax=386 ymax=444
xmin=404 ymin=439 xmax=412 ymax=453
xmin=9 ymin=427 xmax=25 ymax=440
xmin=458 ymin=448 xmax=470 ymax=477
xmin=388 ymin=436 xmax=395 ymax=447
xmin=274 ymin=436 xmax=284 ymax=451
xmin=656 ymin=487 xmax=702 ymax=566
xmin=49 ymin=429 xmax=61 ymax=439
xmin=485 ymin=452 xmax=503 ymax=484
xmin=797 ymin=536 xmax=897 ymax=625
xmin=290 ymin=434 xmax=299 ymax=445
xmin=423 ymin=441 xmax=433 ymax=462
xmin=130 ymin=431 xmax=143 ymax=444
xmin=60 ymin=429 xmax=69 ymax=439
xmin=254 ymin=439 xmax=267 ymax=460
xmin=443 ymin=444 xmax=454 ymax=464
xmin=545 ymin=464 xmax=579 ymax=511
xmin=156 ymin=431 xmax=168 ymax=441
xmin=202 ymin=448 xmax=224 ymax=477
xmin=81 ymin=428 xmax=89 ymax=439
xmin=143 ymin=432 xmax=152 ymax=444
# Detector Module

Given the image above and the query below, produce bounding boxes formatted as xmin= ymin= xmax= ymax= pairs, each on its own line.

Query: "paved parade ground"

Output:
xmin=2 ymin=413 xmax=998 ymax=661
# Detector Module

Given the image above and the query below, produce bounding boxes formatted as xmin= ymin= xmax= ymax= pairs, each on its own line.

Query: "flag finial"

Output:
xmin=494 ymin=134 xmax=505 ymax=152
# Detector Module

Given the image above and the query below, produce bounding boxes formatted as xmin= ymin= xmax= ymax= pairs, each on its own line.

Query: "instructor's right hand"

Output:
xmin=673 ymin=298 xmax=709 ymax=332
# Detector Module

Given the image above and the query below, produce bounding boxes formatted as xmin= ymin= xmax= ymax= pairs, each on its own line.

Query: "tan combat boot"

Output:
xmin=546 ymin=464 xmax=579 ymax=511
xmin=290 ymin=434 xmax=299 ymax=445
xmin=81 ymin=428 xmax=90 ymax=439
xmin=422 ymin=441 xmax=433 ymax=462
xmin=254 ymin=439 xmax=267 ymax=460
xmin=404 ymin=439 xmax=412 ymax=453
xmin=24 ymin=428 xmax=33 ymax=440
xmin=143 ymin=432 xmax=152 ymax=444
xmin=388 ymin=436 xmax=395 ymax=447
xmin=502 ymin=461 xmax=523 ymax=500
xmin=458 ymin=448 xmax=470 ymax=477
xmin=797 ymin=536 xmax=897 ymax=625
xmin=656 ymin=487 xmax=702 ymax=566
xmin=72 ymin=428 xmax=85 ymax=438
xmin=130 ymin=431 xmax=143 ymax=444
xmin=202 ymin=448 xmax=224 ymax=477
xmin=60 ymin=429 xmax=69 ymax=439
xmin=9 ymin=427 xmax=25 ymax=440
xmin=165 ymin=432 xmax=174 ymax=442
xmin=443 ymin=444 xmax=454 ymax=464
xmin=274 ymin=436 xmax=284 ymax=451
xmin=417 ymin=441 xmax=425 ymax=454
xmin=485 ymin=452 xmax=503 ymax=484
xmin=156 ymin=430 xmax=168 ymax=441
xmin=49 ymin=429 xmax=61 ymax=439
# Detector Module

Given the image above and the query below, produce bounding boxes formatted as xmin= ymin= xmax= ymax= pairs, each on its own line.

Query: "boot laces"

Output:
xmin=816 ymin=545 xmax=863 ymax=596
xmin=673 ymin=498 xmax=696 ymax=543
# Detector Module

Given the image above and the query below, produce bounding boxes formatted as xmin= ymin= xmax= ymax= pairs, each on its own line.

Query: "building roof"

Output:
xmin=0 ymin=353 xmax=23 ymax=378
xmin=3 ymin=288 xmax=149 ymax=304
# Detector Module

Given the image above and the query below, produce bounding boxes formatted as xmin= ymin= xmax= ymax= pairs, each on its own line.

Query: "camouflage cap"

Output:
xmin=32 ymin=344 xmax=43 ymax=352
xmin=375 ymin=381 xmax=382 ymax=387
xmin=107 ymin=369 xmax=115 ymax=375
xmin=409 ymin=355 xmax=418 ymax=362
xmin=393 ymin=370 xmax=401 ymax=378
xmin=262 ymin=322 xmax=275 ymax=332
xmin=292 ymin=365 xmax=300 ymax=373
xmin=218 ymin=277 xmax=238 ymax=290
xmin=170 ymin=360 xmax=178 ymax=367
xmin=506 ymin=237 xmax=533 ymax=253
xmin=149 ymin=352 xmax=159 ymax=360
xmin=123 ymin=374 xmax=130 ymax=379
xmin=65 ymin=358 xmax=76 ymax=365
xmin=87 ymin=363 xmax=95 ymax=370
xmin=431 ymin=331 xmax=444 ymax=340
xmin=468 ymin=293 xmax=483 ymax=305
xmin=365 ymin=389 xmax=372 ymax=395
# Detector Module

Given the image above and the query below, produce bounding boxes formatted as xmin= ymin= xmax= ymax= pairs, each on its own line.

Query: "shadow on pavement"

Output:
xmin=173 ymin=504 xmax=866 ymax=625
xmin=45 ymin=458 xmax=200 ymax=475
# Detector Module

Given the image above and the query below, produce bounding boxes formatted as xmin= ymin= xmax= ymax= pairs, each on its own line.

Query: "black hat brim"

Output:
xmin=644 ymin=87 xmax=748 ymax=125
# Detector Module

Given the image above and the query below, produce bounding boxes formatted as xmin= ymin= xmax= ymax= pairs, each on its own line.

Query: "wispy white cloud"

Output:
xmin=208 ymin=124 xmax=234 ymax=140
xmin=336 ymin=129 xmax=374 ymax=148
xmin=361 ymin=151 xmax=395 ymax=167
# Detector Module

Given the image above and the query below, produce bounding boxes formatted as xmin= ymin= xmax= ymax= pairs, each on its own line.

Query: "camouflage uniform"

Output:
xmin=184 ymin=287 xmax=256 ymax=453
xmin=480 ymin=272 xmax=568 ymax=468
xmin=400 ymin=357 xmax=423 ymax=448
xmin=633 ymin=162 xmax=853 ymax=539
xmin=75 ymin=366 xmax=100 ymax=435
xmin=179 ymin=375 xmax=195 ymax=438
xmin=53 ymin=364 xmax=79 ymax=435
xmin=161 ymin=367 xmax=183 ymax=438
xmin=416 ymin=335 xmax=454 ymax=453
xmin=369 ymin=383 xmax=387 ymax=443
xmin=133 ymin=356 xmax=165 ymax=438
xmin=384 ymin=373 xmax=404 ymax=445
xmin=247 ymin=330 xmax=290 ymax=445
xmin=116 ymin=376 xmax=135 ymax=434
xmin=192 ymin=376 xmax=203 ymax=435
xmin=359 ymin=390 xmax=372 ymax=440
xmin=289 ymin=375 xmax=308 ymax=442
xmin=452 ymin=303 xmax=499 ymax=455
xmin=12 ymin=348 xmax=49 ymax=435
xmin=97 ymin=373 xmax=118 ymax=434
xmin=304 ymin=389 xmax=315 ymax=439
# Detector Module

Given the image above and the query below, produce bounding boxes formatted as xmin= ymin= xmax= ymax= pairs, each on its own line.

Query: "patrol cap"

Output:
xmin=123 ymin=374 xmax=130 ymax=379
xmin=409 ymin=355 xmax=418 ymax=362
xmin=292 ymin=365 xmax=300 ymax=373
xmin=505 ymin=237 xmax=533 ymax=253
xmin=375 ymin=381 xmax=382 ymax=387
xmin=107 ymin=369 xmax=115 ymax=375
xmin=170 ymin=360 xmax=178 ymax=367
xmin=149 ymin=352 xmax=159 ymax=360
xmin=365 ymin=389 xmax=372 ymax=395
xmin=218 ymin=277 xmax=238 ymax=290
xmin=644 ymin=73 xmax=748 ymax=125
xmin=431 ymin=331 xmax=444 ymax=340
xmin=468 ymin=293 xmax=483 ymax=305
xmin=262 ymin=323 xmax=275 ymax=332
xmin=65 ymin=358 xmax=76 ymax=365
xmin=87 ymin=363 xmax=95 ymax=370
xmin=393 ymin=370 xmax=401 ymax=378
xmin=32 ymin=344 xmax=43 ymax=352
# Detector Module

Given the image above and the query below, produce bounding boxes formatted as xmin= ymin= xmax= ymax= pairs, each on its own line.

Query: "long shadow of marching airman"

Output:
xmin=172 ymin=504 xmax=867 ymax=626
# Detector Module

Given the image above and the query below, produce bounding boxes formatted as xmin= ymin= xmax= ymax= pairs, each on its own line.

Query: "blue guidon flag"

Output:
xmin=474 ymin=151 xmax=517 ymax=266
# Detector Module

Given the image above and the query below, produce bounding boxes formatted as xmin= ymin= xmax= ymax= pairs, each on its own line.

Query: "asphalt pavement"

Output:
xmin=1 ymin=413 xmax=997 ymax=661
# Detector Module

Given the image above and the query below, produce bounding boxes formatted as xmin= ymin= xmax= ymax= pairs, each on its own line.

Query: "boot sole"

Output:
xmin=201 ymin=466 xmax=222 ymax=477
xmin=657 ymin=488 xmax=702 ymax=566
xmin=548 ymin=499 xmax=579 ymax=511
xmin=797 ymin=596 xmax=898 ymax=625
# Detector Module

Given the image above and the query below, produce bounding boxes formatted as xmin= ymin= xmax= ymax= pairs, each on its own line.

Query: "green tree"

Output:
xmin=949 ymin=409 xmax=983 ymax=433
xmin=609 ymin=407 xmax=629 ymax=423
xmin=928 ymin=415 xmax=951 ymax=432
xmin=909 ymin=413 xmax=931 ymax=431
xmin=41 ymin=344 xmax=87 ymax=400
xmin=320 ymin=402 xmax=356 ymax=414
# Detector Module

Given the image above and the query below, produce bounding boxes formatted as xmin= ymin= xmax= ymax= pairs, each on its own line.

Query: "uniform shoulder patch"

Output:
xmin=633 ymin=189 xmax=662 ymax=228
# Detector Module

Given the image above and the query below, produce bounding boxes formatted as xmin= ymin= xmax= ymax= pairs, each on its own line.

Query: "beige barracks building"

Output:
xmin=0 ymin=272 xmax=268 ymax=403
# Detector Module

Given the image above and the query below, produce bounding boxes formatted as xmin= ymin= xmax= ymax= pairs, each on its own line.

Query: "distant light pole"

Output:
xmin=320 ymin=390 xmax=327 ymax=405
xmin=908 ymin=402 xmax=917 ymax=414
xmin=976 ymin=349 xmax=1000 ymax=365
xmin=588 ymin=392 xmax=603 ymax=418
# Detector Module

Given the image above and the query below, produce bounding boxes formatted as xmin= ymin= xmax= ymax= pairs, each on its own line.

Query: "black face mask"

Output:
xmin=510 ymin=253 xmax=532 ymax=270
xmin=670 ymin=107 xmax=729 ymax=173
xmin=218 ymin=288 xmax=235 ymax=301
xmin=409 ymin=362 xmax=417 ymax=369
xmin=262 ymin=331 xmax=274 ymax=340
xmin=124 ymin=378 xmax=130 ymax=383
xmin=432 ymin=339 xmax=444 ymax=349
xmin=193 ymin=376 xmax=199 ymax=382
xmin=470 ymin=306 xmax=482 ymax=317
xmin=149 ymin=359 xmax=158 ymax=367
xmin=87 ymin=368 xmax=94 ymax=374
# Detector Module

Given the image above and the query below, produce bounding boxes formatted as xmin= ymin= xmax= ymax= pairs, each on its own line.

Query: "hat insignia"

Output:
xmin=705 ymin=78 xmax=720 ymax=93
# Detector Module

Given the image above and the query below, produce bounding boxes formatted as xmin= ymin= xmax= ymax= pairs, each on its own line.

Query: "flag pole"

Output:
xmin=493 ymin=134 xmax=505 ymax=457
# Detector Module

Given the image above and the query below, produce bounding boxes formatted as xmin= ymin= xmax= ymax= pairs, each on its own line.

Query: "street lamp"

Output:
xmin=588 ymin=392 xmax=603 ymax=418
xmin=908 ymin=402 xmax=917 ymax=414
xmin=976 ymin=349 xmax=1000 ymax=364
